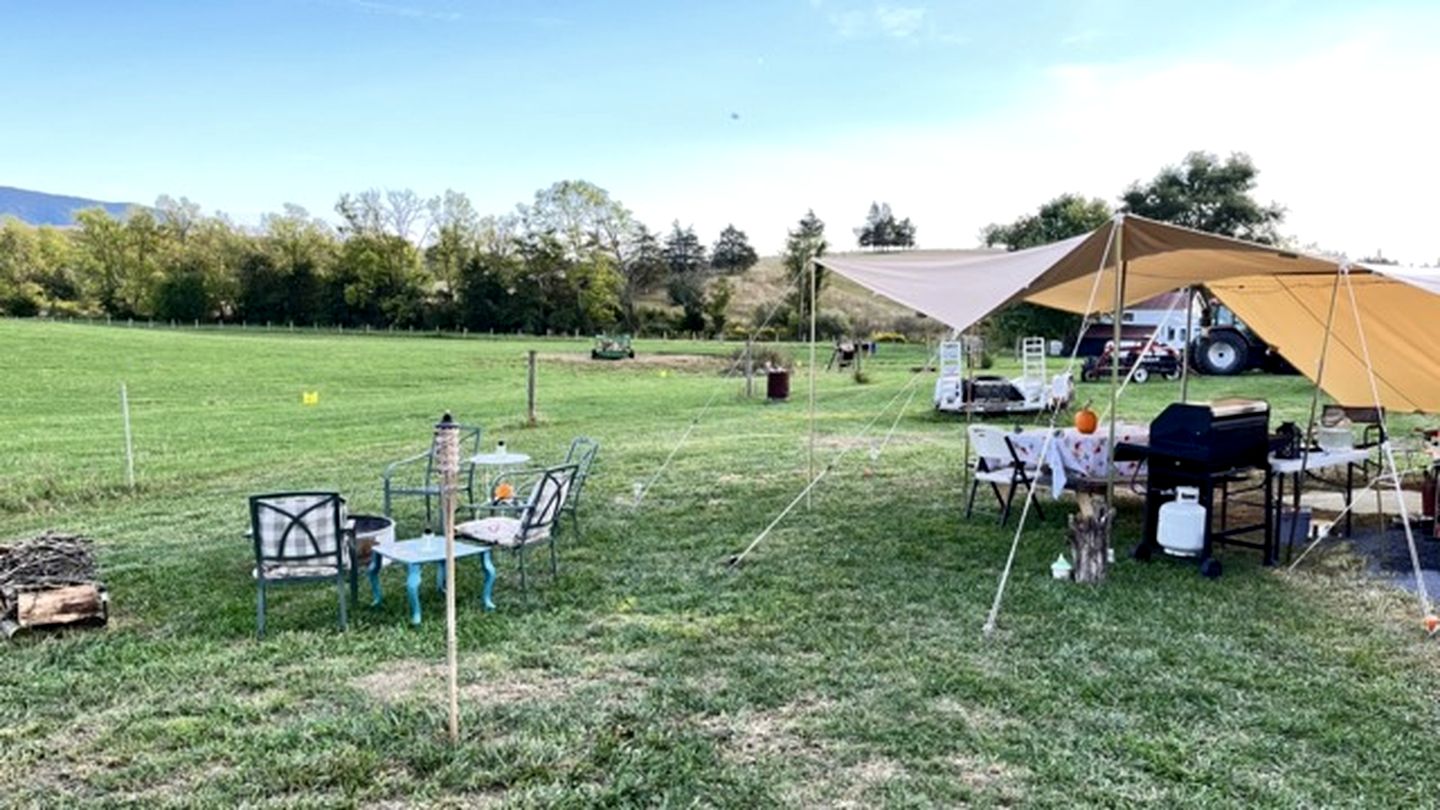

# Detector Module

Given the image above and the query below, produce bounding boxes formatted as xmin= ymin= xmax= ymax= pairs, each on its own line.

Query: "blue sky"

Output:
xmin=3 ymin=0 xmax=1438 ymax=260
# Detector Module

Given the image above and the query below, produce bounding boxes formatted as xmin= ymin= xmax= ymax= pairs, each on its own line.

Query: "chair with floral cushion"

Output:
xmin=249 ymin=492 xmax=353 ymax=638
xmin=456 ymin=464 xmax=578 ymax=596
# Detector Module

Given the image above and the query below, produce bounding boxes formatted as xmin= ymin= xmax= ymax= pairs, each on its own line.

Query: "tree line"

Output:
xmin=0 ymin=181 xmax=778 ymax=337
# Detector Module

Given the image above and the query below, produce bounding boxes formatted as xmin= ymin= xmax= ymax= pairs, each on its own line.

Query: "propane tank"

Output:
xmin=1158 ymin=486 xmax=1206 ymax=557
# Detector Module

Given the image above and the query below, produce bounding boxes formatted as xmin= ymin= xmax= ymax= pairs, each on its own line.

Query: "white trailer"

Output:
xmin=934 ymin=336 xmax=1073 ymax=415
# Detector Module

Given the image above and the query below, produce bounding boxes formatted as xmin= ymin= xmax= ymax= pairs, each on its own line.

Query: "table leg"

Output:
xmin=1274 ymin=472 xmax=1285 ymax=563
xmin=367 ymin=553 xmax=383 ymax=607
xmin=481 ymin=549 xmax=497 ymax=611
xmin=435 ymin=560 xmax=446 ymax=594
xmin=405 ymin=563 xmax=422 ymax=625
xmin=1345 ymin=462 xmax=1355 ymax=537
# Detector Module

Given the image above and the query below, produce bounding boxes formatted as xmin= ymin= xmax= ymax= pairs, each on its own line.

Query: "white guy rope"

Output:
xmin=1342 ymin=267 xmax=1432 ymax=618
xmin=632 ymin=261 xmax=810 ymax=506
xmin=983 ymin=227 xmax=1115 ymax=638
xmin=1097 ymin=292 xmax=1185 ymax=422
xmin=728 ymin=345 xmax=939 ymax=568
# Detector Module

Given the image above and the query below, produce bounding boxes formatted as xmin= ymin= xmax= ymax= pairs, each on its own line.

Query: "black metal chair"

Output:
xmin=382 ymin=423 xmax=483 ymax=529
xmin=248 ymin=492 xmax=353 ymax=638
xmin=456 ymin=464 xmax=578 ymax=596
xmin=965 ymin=425 xmax=1046 ymax=527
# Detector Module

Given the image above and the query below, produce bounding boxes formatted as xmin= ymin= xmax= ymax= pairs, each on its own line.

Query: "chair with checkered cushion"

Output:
xmin=457 ymin=464 xmax=578 ymax=596
xmin=249 ymin=492 xmax=352 ymax=638
xmin=382 ymin=423 xmax=483 ymax=531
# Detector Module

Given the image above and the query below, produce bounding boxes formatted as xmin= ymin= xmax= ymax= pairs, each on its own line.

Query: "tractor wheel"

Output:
xmin=1163 ymin=368 xmax=1182 ymax=381
xmin=1195 ymin=330 xmax=1249 ymax=376
xmin=627 ymin=349 xmax=635 ymax=358
xmin=1132 ymin=366 xmax=1150 ymax=384
xmin=591 ymin=349 xmax=600 ymax=360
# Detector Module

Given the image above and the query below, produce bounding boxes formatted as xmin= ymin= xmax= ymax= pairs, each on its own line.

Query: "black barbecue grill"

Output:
xmin=1119 ymin=398 xmax=1276 ymax=577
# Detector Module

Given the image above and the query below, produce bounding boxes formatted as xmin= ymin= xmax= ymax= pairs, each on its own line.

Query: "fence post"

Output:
xmin=745 ymin=338 xmax=754 ymax=398
xmin=526 ymin=350 xmax=538 ymax=427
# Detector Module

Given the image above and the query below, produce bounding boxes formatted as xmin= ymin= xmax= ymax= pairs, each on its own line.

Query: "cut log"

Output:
xmin=16 ymin=584 xmax=107 ymax=628
xmin=1068 ymin=493 xmax=1112 ymax=584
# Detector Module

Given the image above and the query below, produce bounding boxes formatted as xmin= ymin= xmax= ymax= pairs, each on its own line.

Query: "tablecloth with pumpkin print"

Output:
xmin=1004 ymin=425 xmax=1149 ymax=494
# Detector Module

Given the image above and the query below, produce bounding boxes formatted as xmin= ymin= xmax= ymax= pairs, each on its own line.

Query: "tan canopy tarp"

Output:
xmin=818 ymin=215 xmax=1440 ymax=412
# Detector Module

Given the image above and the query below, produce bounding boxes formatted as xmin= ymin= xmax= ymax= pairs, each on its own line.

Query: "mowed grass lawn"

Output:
xmin=3 ymin=318 xmax=1439 ymax=808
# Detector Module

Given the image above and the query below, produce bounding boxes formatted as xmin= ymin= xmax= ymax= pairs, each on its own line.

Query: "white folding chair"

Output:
xmin=965 ymin=426 xmax=1046 ymax=527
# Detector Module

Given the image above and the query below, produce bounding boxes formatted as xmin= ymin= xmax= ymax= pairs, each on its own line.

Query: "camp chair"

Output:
xmin=965 ymin=426 xmax=1046 ymax=528
xmin=456 ymin=464 xmax=578 ymax=597
xmin=249 ymin=492 xmax=353 ymax=638
xmin=382 ymin=423 xmax=483 ymax=530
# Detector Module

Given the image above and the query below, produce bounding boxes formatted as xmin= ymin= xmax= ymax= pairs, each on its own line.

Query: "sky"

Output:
xmin=2 ymin=0 xmax=1438 ymax=262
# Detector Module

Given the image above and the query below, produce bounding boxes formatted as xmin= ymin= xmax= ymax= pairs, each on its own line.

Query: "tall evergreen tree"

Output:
xmin=710 ymin=224 xmax=758 ymax=274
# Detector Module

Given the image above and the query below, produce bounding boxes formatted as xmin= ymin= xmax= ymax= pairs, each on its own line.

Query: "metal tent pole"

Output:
xmin=1180 ymin=287 xmax=1194 ymax=403
xmin=1105 ymin=216 xmax=1126 ymax=507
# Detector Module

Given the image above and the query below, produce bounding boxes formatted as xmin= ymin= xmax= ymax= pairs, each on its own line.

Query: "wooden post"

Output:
xmin=526 ymin=350 xmax=538 ymax=427
xmin=744 ymin=338 xmax=754 ymax=398
xmin=1068 ymin=493 xmax=1112 ymax=584
xmin=120 ymin=383 xmax=135 ymax=489
xmin=807 ymin=256 xmax=817 ymax=509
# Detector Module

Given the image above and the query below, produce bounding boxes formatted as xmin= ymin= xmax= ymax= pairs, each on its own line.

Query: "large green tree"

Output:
xmin=663 ymin=222 xmax=709 ymax=332
xmin=855 ymin=202 xmax=916 ymax=250
xmin=710 ymin=224 xmax=758 ymax=274
xmin=1120 ymin=151 xmax=1284 ymax=243
xmin=783 ymin=210 xmax=828 ymax=336
xmin=980 ymin=194 xmax=1112 ymax=348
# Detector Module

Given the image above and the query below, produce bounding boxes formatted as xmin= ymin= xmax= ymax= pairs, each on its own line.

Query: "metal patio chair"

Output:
xmin=965 ymin=425 xmax=1046 ymax=528
xmin=249 ymin=492 xmax=353 ymax=638
xmin=382 ymin=423 xmax=483 ymax=529
xmin=559 ymin=436 xmax=599 ymax=537
xmin=456 ymin=464 xmax=578 ymax=597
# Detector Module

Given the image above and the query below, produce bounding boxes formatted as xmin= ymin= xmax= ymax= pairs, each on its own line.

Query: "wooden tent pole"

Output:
xmin=807 ymin=255 xmax=818 ymax=509
xmin=1105 ymin=217 xmax=1126 ymax=507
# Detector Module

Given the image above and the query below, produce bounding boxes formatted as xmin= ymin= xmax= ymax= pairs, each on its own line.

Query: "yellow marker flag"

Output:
xmin=302 ymin=391 xmax=319 ymax=406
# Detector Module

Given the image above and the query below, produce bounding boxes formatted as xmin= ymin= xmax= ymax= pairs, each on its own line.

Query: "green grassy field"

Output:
xmin=2 ymin=319 xmax=1439 ymax=808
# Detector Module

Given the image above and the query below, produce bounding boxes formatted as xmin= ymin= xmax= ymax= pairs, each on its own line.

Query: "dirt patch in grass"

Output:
xmin=950 ymin=753 xmax=1028 ymax=803
xmin=931 ymin=696 xmax=1019 ymax=733
xmin=353 ymin=657 xmax=653 ymax=709
xmin=539 ymin=352 xmax=728 ymax=372
xmin=699 ymin=695 xmax=836 ymax=765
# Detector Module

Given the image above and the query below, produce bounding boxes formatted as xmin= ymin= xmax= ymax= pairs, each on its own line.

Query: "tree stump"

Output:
xmin=1068 ymin=493 xmax=1112 ymax=584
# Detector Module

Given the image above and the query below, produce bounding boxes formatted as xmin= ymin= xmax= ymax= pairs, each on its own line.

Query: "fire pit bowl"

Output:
xmin=350 ymin=515 xmax=396 ymax=567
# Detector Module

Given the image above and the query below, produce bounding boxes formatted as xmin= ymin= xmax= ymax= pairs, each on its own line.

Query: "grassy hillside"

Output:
xmin=2 ymin=319 xmax=1438 ymax=806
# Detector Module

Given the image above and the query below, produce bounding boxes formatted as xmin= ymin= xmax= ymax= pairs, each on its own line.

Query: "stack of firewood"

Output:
xmin=0 ymin=532 xmax=108 ymax=639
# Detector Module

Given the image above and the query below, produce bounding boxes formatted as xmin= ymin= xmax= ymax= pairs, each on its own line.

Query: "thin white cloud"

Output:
xmin=342 ymin=0 xmax=460 ymax=22
xmin=826 ymin=3 xmax=928 ymax=41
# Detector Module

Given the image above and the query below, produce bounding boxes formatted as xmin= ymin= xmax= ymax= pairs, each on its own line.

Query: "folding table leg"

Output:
xmin=405 ymin=564 xmax=423 ymax=625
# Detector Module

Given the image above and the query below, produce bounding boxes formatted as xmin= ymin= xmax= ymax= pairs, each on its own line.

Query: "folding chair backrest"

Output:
xmin=969 ymin=425 xmax=1017 ymax=469
xmin=519 ymin=465 xmax=579 ymax=540
xmin=564 ymin=436 xmax=600 ymax=505
xmin=250 ymin=493 xmax=345 ymax=564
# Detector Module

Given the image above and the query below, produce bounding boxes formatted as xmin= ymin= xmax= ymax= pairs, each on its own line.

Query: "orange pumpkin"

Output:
xmin=1425 ymin=614 xmax=1439 ymax=634
xmin=493 ymin=482 xmax=516 ymax=502
xmin=1074 ymin=403 xmax=1098 ymax=435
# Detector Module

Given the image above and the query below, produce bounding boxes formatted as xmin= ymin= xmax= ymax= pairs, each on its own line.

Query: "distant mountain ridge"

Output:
xmin=0 ymin=185 xmax=138 ymax=226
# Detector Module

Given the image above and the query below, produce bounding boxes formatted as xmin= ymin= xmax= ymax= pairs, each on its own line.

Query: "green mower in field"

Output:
xmin=591 ymin=334 xmax=635 ymax=360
